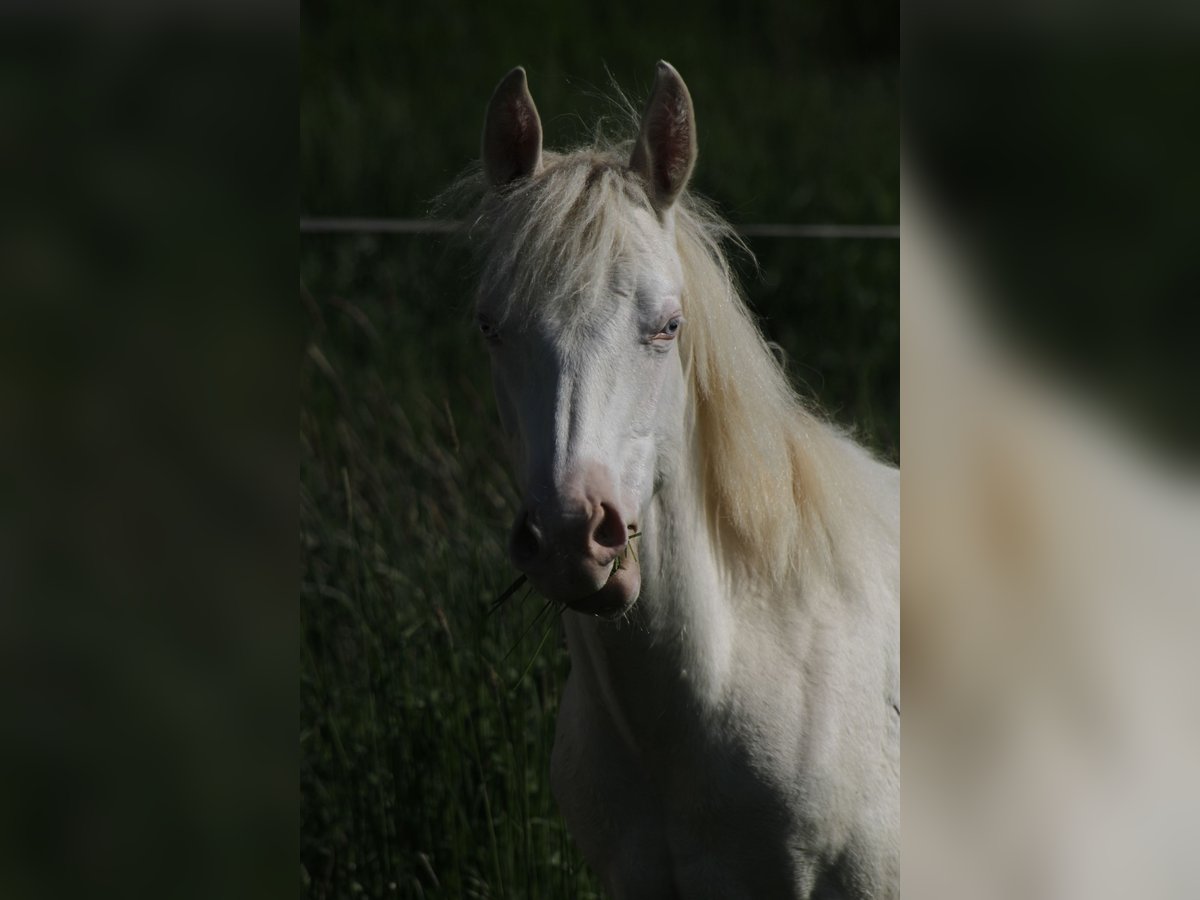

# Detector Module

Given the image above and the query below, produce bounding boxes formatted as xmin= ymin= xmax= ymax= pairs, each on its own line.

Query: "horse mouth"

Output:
xmin=567 ymin=558 xmax=640 ymax=618
xmin=560 ymin=552 xmax=641 ymax=619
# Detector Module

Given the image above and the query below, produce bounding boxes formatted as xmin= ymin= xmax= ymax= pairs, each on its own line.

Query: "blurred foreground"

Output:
xmin=904 ymin=186 xmax=1200 ymax=898
xmin=903 ymin=15 xmax=1200 ymax=890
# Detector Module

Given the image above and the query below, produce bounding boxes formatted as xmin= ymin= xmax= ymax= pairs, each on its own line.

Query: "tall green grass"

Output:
xmin=301 ymin=238 xmax=601 ymax=897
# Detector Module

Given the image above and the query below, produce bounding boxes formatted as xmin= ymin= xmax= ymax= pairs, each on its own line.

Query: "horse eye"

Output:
xmin=477 ymin=317 xmax=500 ymax=343
xmin=655 ymin=316 xmax=683 ymax=340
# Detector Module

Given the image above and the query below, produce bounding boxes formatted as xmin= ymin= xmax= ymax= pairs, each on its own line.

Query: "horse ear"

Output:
xmin=482 ymin=66 xmax=543 ymax=188
xmin=629 ymin=61 xmax=697 ymax=214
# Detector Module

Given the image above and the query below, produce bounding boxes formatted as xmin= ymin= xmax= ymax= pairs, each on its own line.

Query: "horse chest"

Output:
xmin=550 ymin=657 xmax=840 ymax=898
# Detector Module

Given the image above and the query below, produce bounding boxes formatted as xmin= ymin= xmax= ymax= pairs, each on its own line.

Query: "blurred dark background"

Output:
xmin=906 ymin=16 xmax=1200 ymax=457
xmin=301 ymin=1 xmax=897 ymax=897
xmin=0 ymin=14 xmax=293 ymax=900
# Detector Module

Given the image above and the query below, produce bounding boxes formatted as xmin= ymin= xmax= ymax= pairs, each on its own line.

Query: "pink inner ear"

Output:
xmin=508 ymin=98 xmax=540 ymax=172
xmin=484 ymin=70 xmax=542 ymax=186
xmin=510 ymin=98 xmax=534 ymax=141
xmin=648 ymin=91 xmax=691 ymax=196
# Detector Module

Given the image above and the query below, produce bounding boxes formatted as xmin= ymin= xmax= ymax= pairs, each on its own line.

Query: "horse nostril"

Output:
xmin=509 ymin=510 xmax=543 ymax=568
xmin=591 ymin=503 xmax=628 ymax=551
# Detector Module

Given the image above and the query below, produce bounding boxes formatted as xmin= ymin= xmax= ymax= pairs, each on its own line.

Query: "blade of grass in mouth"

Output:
xmin=489 ymin=573 xmax=528 ymax=614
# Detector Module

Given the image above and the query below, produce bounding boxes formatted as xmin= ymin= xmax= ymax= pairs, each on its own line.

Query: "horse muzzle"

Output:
xmin=508 ymin=500 xmax=641 ymax=617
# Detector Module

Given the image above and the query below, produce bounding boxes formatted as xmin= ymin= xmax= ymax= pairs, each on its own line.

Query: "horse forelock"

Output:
xmin=465 ymin=150 xmax=653 ymax=328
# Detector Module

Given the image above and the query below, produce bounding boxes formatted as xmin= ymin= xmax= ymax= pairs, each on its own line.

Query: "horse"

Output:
xmin=452 ymin=61 xmax=899 ymax=899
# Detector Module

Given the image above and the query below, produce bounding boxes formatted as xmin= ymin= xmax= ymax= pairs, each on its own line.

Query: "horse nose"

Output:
xmin=509 ymin=497 xmax=631 ymax=574
xmin=508 ymin=507 xmax=545 ymax=570
xmin=588 ymin=502 xmax=629 ymax=555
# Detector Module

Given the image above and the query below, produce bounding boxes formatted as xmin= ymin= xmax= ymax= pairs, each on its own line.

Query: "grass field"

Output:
xmin=301 ymin=3 xmax=897 ymax=896
xmin=301 ymin=235 xmax=601 ymax=896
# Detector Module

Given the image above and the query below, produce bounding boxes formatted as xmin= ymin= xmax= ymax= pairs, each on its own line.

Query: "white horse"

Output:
xmin=458 ymin=62 xmax=899 ymax=899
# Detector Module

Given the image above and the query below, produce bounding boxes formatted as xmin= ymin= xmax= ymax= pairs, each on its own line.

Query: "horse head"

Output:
xmin=475 ymin=63 xmax=698 ymax=617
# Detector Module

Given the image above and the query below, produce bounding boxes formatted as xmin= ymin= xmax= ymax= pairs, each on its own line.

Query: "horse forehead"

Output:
xmin=532 ymin=239 xmax=675 ymax=324
xmin=482 ymin=167 xmax=680 ymax=326
xmin=582 ymin=212 xmax=683 ymax=310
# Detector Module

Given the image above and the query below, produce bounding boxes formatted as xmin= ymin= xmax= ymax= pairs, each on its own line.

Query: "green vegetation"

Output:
xmin=302 ymin=2 xmax=896 ymax=896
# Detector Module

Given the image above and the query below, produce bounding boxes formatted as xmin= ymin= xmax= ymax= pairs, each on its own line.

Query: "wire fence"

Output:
xmin=300 ymin=217 xmax=899 ymax=240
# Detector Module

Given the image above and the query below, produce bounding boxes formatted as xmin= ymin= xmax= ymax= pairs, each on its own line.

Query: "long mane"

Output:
xmin=443 ymin=145 xmax=888 ymax=593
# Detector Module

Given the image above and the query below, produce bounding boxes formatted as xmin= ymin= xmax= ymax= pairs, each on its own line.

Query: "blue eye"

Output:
xmin=655 ymin=316 xmax=683 ymax=341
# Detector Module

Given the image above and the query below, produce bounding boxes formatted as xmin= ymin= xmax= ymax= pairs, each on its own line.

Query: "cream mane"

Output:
xmin=445 ymin=147 xmax=880 ymax=590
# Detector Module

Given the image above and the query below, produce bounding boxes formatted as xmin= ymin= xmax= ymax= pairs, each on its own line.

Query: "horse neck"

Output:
xmin=644 ymin=433 xmax=739 ymax=686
